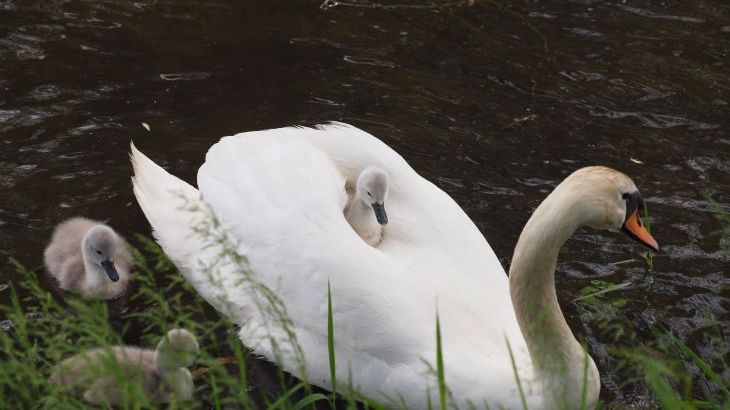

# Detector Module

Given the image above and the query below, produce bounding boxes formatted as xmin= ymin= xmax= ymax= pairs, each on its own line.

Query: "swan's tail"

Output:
xmin=130 ymin=142 xmax=201 ymax=256
xmin=130 ymin=142 xmax=251 ymax=321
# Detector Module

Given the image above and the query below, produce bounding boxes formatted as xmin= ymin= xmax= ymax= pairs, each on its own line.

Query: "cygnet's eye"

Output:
xmin=95 ymin=250 xmax=102 ymax=255
xmin=367 ymin=191 xmax=372 ymax=197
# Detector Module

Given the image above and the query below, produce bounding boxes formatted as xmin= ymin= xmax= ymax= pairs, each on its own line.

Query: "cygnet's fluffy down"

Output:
xmin=51 ymin=329 xmax=199 ymax=405
xmin=44 ymin=217 xmax=133 ymax=299
xmin=344 ymin=167 xmax=389 ymax=246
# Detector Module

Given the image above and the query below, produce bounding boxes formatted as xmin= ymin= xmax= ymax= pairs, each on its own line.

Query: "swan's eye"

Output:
xmin=367 ymin=191 xmax=372 ymax=197
xmin=622 ymin=191 xmax=645 ymax=222
xmin=96 ymin=250 xmax=102 ymax=255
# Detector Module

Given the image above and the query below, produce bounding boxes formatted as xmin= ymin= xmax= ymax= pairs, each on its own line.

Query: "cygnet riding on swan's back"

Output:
xmin=51 ymin=328 xmax=199 ymax=405
xmin=344 ymin=167 xmax=389 ymax=246
xmin=130 ymin=123 xmax=658 ymax=409
xmin=44 ymin=217 xmax=133 ymax=299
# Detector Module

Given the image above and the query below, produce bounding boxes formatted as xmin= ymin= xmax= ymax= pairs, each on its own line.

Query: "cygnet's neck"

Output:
xmin=80 ymin=241 xmax=108 ymax=290
xmin=159 ymin=367 xmax=194 ymax=400
xmin=345 ymin=197 xmax=383 ymax=246
xmin=508 ymin=186 xmax=599 ymax=407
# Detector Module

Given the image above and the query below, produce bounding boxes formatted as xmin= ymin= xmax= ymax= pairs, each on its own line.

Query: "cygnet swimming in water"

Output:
xmin=44 ymin=217 xmax=133 ymax=299
xmin=51 ymin=328 xmax=199 ymax=405
xmin=344 ymin=167 xmax=389 ymax=246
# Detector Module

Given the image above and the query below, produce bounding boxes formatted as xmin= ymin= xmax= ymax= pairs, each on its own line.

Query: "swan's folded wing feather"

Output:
xmin=131 ymin=143 xmax=255 ymax=322
xmin=301 ymin=123 xmax=506 ymax=281
xmin=297 ymin=124 xmax=526 ymax=339
xmin=197 ymin=132 xmax=429 ymax=367
xmin=288 ymin=124 xmax=536 ymax=396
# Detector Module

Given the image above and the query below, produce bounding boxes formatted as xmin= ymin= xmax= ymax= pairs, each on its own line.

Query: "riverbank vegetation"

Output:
xmin=1 ymin=229 xmax=727 ymax=409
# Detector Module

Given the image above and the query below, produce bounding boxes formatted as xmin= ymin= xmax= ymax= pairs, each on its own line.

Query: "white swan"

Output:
xmin=344 ymin=167 xmax=389 ymax=246
xmin=44 ymin=217 xmax=133 ymax=299
xmin=51 ymin=328 xmax=199 ymax=405
xmin=130 ymin=123 xmax=658 ymax=409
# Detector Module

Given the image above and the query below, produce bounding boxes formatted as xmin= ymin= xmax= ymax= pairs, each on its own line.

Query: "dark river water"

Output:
xmin=1 ymin=0 xmax=728 ymax=407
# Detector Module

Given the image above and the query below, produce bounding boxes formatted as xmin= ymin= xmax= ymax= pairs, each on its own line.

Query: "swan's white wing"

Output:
xmin=299 ymin=124 xmax=528 ymax=344
xmin=131 ymin=143 xmax=264 ymax=323
xmin=288 ymin=124 xmax=538 ymax=405
xmin=196 ymin=125 xmax=537 ymax=408
xmin=133 ymin=124 xmax=539 ymax=409
xmin=132 ymin=137 xmax=437 ymax=404
xmin=197 ymin=131 xmax=439 ymax=402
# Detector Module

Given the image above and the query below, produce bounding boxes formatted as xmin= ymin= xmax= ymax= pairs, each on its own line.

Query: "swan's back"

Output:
xmin=197 ymin=131 xmax=427 ymax=351
xmin=301 ymin=124 xmax=524 ymax=341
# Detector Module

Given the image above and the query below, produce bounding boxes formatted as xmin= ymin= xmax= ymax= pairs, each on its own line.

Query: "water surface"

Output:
xmin=1 ymin=0 xmax=728 ymax=406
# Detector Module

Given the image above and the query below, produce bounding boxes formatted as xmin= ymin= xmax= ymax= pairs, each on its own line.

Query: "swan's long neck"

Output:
xmin=509 ymin=188 xmax=599 ymax=407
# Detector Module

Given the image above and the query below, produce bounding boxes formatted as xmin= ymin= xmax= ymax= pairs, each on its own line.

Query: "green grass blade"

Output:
xmin=293 ymin=393 xmax=329 ymax=410
xmin=573 ymin=282 xmax=631 ymax=302
xmin=436 ymin=313 xmax=447 ymax=410
xmin=505 ymin=336 xmax=528 ymax=410
xmin=609 ymin=258 xmax=637 ymax=266
xmin=646 ymin=367 xmax=680 ymax=410
xmin=266 ymin=383 xmax=306 ymax=408
xmin=673 ymin=336 xmax=729 ymax=395
xmin=643 ymin=203 xmax=654 ymax=272
xmin=328 ymin=280 xmax=337 ymax=402
xmin=581 ymin=345 xmax=589 ymax=410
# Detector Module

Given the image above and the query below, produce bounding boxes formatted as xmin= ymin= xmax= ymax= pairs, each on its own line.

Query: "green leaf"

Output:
xmin=574 ymin=282 xmax=632 ymax=302
xmin=328 ymin=280 xmax=337 ymax=402
xmin=293 ymin=393 xmax=329 ymax=410
xmin=436 ymin=313 xmax=447 ymax=410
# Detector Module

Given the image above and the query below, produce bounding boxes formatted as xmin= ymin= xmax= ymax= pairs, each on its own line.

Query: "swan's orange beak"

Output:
xmin=621 ymin=209 xmax=658 ymax=251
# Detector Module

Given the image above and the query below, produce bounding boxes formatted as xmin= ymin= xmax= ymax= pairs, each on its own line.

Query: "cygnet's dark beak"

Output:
xmin=372 ymin=202 xmax=388 ymax=225
xmin=101 ymin=260 xmax=120 ymax=282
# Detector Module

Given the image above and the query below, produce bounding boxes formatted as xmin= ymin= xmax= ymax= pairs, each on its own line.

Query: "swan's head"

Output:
xmin=356 ymin=167 xmax=390 ymax=225
xmin=560 ymin=166 xmax=658 ymax=251
xmin=155 ymin=328 xmax=199 ymax=369
xmin=82 ymin=225 xmax=122 ymax=282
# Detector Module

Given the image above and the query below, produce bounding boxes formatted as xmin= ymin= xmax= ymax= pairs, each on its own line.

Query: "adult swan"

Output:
xmin=130 ymin=123 xmax=658 ymax=409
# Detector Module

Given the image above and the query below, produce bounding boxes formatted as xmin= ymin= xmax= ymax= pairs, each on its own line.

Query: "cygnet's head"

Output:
xmin=155 ymin=329 xmax=199 ymax=369
xmin=558 ymin=166 xmax=658 ymax=251
xmin=356 ymin=167 xmax=390 ymax=225
xmin=82 ymin=225 xmax=122 ymax=282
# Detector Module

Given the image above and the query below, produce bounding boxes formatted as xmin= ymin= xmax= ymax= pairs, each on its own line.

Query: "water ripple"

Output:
xmin=26 ymin=84 xmax=62 ymax=102
xmin=586 ymin=105 xmax=719 ymax=130
xmin=648 ymin=196 xmax=730 ymax=213
xmin=343 ymin=55 xmax=395 ymax=68
xmin=686 ymin=156 xmax=730 ymax=176
xmin=616 ymin=5 xmax=706 ymax=24
xmin=159 ymin=72 xmax=212 ymax=81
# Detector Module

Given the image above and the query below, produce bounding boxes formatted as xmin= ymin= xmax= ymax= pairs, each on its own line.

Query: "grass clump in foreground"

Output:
xmin=575 ymin=268 xmax=728 ymax=409
xmin=0 ymin=236 xmax=338 ymax=410
xmin=0 ymin=228 xmax=728 ymax=409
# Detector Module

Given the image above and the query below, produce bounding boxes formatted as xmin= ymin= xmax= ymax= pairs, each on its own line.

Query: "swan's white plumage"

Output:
xmin=131 ymin=124 xmax=539 ymax=408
